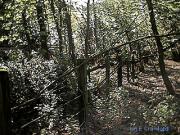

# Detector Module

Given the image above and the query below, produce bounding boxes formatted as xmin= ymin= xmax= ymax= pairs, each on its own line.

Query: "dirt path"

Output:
xmin=123 ymin=60 xmax=180 ymax=95
xmin=165 ymin=60 xmax=180 ymax=93
xmin=87 ymin=60 xmax=180 ymax=135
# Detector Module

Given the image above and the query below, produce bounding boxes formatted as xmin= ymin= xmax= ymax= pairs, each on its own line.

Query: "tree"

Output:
xmin=50 ymin=0 xmax=63 ymax=56
xmin=93 ymin=0 xmax=99 ymax=50
xmin=85 ymin=0 xmax=90 ymax=59
xmin=22 ymin=7 xmax=32 ymax=57
xmin=146 ymin=0 xmax=175 ymax=95
xmin=62 ymin=0 xmax=76 ymax=64
xmin=36 ymin=0 xmax=50 ymax=59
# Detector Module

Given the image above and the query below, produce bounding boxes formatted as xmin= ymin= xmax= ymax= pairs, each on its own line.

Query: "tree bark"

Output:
xmin=93 ymin=0 xmax=99 ymax=49
xmin=146 ymin=0 xmax=175 ymax=95
xmin=131 ymin=53 xmax=136 ymax=82
xmin=0 ymin=69 xmax=11 ymax=135
xmin=117 ymin=55 xmax=123 ymax=87
xmin=105 ymin=53 xmax=110 ymax=98
xmin=85 ymin=0 xmax=90 ymax=59
xmin=50 ymin=0 xmax=63 ymax=56
xmin=137 ymin=42 xmax=145 ymax=72
xmin=62 ymin=0 xmax=76 ymax=64
xmin=127 ymin=60 xmax=130 ymax=83
xmin=36 ymin=0 xmax=50 ymax=59
xmin=77 ymin=59 xmax=88 ymax=135
xmin=22 ymin=8 xmax=32 ymax=57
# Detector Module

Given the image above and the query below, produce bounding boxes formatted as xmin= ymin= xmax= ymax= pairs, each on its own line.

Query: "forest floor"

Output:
xmin=60 ymin=60 xmax=180 ymax=135
xmin=86 ymin=60 xmax=180 ymax=135
xmin=165 ymin=60 xmax=180 ymax=93
xmin=125 ymin=60 xmax=180 ymax=93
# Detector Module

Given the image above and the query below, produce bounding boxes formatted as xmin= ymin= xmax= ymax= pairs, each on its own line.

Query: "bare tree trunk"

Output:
xmin=0 ymin=69 xmax=11 ymax=135
xmin=93 ymin=0 xmax=99 ymax=49
xmin=125 ymin=32 xmax=133 ymax=53
xmin=146 ymin=0 xmax=175 ymax=95
xmin=105 ymin=53 xmax=110 ymax=98
xmin=127 ymin=60 xmax=130 ymax=83
xmin=85 ymin=0 xmax=90 ymax=59
xmin=117 ymin=54 xmax=123 ymax=87
xmin=0 ymin=7 xmax=12 ymax=135
xmin=125 ymin=32 xmax=134 ymax=82
xmin=85 ymin=0 xmax=91 ymax=82
xmin=131 ymin=54 xmax=136 ymax=82
xmin=36 ymin=0 xmax=50 ymax=59
xmin=137 ymin=42 xmax=145 ymax=72
xmin=50 ymin=0 xmax=63 ymax=56
xmin=77 ymin=59 xmax=88 ymax=135
xmin=62 ymin=0 xmax=76 ymax=64
xmin=22 ymin=8 xmax=32 ymax=57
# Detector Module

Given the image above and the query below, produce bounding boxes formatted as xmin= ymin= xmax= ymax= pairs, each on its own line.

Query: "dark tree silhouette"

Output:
xmin=146 ymin=0 xmax=175 ymax=95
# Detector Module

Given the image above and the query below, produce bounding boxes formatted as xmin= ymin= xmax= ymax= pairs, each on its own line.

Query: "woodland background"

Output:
xmin=0 ymin=0 xmax=180 ymax=134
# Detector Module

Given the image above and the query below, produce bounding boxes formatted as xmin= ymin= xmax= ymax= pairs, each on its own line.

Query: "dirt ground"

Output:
xmin=123 ymin=60 xmax=180 ymax=95
xmin=165 ymin=60 xmax=180 ymax=93
xmin=88 ymin=59 xmax=180 ymax=135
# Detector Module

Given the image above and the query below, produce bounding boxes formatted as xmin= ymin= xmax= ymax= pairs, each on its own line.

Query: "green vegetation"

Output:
xmin=0 ymin=0 xmax=180 ymax=134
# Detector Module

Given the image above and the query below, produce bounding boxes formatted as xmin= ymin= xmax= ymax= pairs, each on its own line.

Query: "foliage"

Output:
xmin=7 ymin=51 xmax=60 ymax=134
xmin=0 ymin=0 xmax=179 ymax=134
xmin=143 ymin=94 xmax=179 ymax=126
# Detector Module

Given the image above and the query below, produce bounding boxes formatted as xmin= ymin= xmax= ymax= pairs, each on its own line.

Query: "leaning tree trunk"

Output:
xmin=146 ymin=0 xmax=175 ymax=95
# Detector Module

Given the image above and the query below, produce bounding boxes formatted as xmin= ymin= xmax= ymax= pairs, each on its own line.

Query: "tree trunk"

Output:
xmin=137 ymin=42 xmax=145 ymax=72
xmin=131 ymin=54 xmax=136 ymax=82
xmin=146 ymin=0 xmax=175 ymax=95
xmin=77 ymin=59 xmax=88 ymax=135
xmin=117 ymin=55 xmax=123 ymax=87
xmin=125 ymin=32 xmax=134 ymax=81
xmin=50 ymin=0 xmax=63 ymax=56
xmin=125 ymin=32 xmax=133 ymax=53
xmin=22 ymin=8 xmax=32 ymax=57
xmin=36 ymin=0 xmax=50 ymax=59
xmin=105 ymin=53 xmax=110 ymax=98
xmin=0 ymin=69 xmax=11 ymax=135
xmin=127 ymin=60 xmax=130 ymax=83
xmin=85 ymin=0 xmax=90 ymax=59
xmin=93 ymin=0 xmax=99 ymax=50
xmin=62 ymin=0 xmax=76 ymax=64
